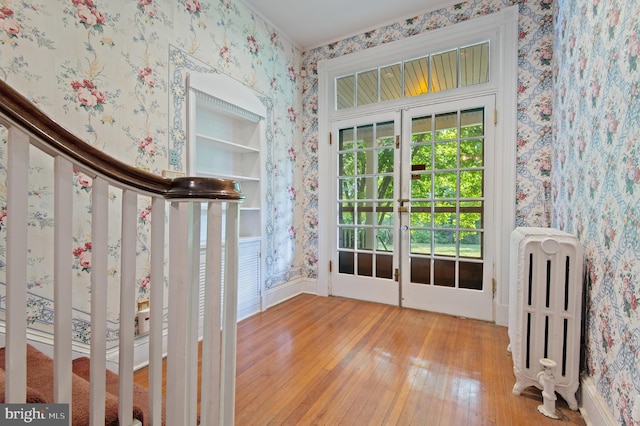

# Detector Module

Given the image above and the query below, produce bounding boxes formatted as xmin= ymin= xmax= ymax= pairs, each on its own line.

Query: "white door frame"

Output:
xmin=317 ymin=6 xmax=518 ymax=325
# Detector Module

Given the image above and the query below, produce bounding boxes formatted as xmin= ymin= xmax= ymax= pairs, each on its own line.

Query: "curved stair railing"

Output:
xmin=0 ymin=79 xmax=242 ymax=425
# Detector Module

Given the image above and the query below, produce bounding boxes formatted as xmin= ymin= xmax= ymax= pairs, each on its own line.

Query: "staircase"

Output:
xmin=0 ymin=79 xmax=242 ymax=425
xmin=0 ymin=344 xmax=163 ymax=425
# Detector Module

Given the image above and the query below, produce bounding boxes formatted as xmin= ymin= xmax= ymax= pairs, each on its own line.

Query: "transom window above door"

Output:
xmin=335 ymin=41 xmax=489 ymax=110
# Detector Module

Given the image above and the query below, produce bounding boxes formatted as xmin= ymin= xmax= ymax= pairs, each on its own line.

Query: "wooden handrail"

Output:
xmin=0 ymin=79 xmax=244 ymax=201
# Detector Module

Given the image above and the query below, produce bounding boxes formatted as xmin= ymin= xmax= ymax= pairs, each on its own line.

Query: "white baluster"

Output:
xmin=119 ymin=189 xmax=137 ymax=425
xmin=5 ymin=126 xmax=29 ymax=403
xmin=200 ymin=201 xmax=224 ymax=425
xmin=90 ymin=177 xmax=109 ymax=426
xmin=188 ymin=202 xmax=201 ymax=425
xmin=54 ymin=156 xmax=73 ymax=415
xmin=220 ymin=201 xmax=240 ymax=426
xmin=148 ymin=196 xmax=165 ymax=425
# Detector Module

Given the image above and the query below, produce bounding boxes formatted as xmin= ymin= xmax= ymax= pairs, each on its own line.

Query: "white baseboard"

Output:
xmin=130 ymin=332 xmax=169 ymax=372
xmin=495 ymin=302 xmax=509 ymax=326
xmin=301 ymin=278 xmax=319 ymax=294
xmin=580 ymin=374 xmax=617 ymax=426
xmin=263 ymin=278 xmax=317 ymax=310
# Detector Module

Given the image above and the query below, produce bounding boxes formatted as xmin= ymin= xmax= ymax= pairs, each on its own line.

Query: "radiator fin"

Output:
xmin=564 ymin=256 xmax=570 ymax=311
xmin=545 ymin=260 xmax=551 ymax=308
xmin=544 ymin=315 xmax=549 ymax=358
xmin=526 ymin=312 xmax=531 ymax=369
xmin=562 ymin=318 xmax=568 ymax=377
xmin=527 ymin=253 xmax=533 ymax=306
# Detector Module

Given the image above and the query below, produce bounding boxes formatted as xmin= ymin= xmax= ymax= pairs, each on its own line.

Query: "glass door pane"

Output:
xmin=407 ymin=107 xmax=485 ymax=288
xmin=337 ymin=120 xmax=396 ymax=278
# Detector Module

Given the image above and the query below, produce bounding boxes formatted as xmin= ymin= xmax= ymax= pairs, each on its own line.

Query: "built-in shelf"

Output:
xmin=195 ymin=170 xmax=261 ymax=182
xmin=187 ymin=71 xmax=267 ymax=320
xmin=196 ymin=133 xmax=260 ymax=154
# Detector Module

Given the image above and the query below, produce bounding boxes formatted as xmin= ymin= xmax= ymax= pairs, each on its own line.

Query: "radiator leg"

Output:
xmin=537 ymin=358 xmax=560 ymax=419
xmin=511 ymin=379 xmax=526 ymax=395
xmin=557 ymin=386 xmax=579 ymax=411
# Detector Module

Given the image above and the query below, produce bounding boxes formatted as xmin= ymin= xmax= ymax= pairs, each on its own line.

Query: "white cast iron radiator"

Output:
xmin=508 ymin=227 xmax=584 ymax=410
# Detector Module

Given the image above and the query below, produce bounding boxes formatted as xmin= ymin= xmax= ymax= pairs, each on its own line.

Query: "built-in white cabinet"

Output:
xmin=187 ymin=72 xmax=266 ymax=320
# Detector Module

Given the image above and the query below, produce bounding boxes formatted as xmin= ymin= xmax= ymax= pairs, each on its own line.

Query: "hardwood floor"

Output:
xmin=134 ymin=294 xmax=586 ymax=425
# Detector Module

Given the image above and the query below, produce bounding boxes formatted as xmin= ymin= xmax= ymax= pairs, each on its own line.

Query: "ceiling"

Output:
xmin=241 ymin=0 xmax=461 ymax=50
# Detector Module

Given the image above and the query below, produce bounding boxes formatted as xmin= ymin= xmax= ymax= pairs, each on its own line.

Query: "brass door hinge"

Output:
xmin=395 ymin=135 xmax=400 ymax=149
xmin=329 ymin=132 xmax=333 ymax=145
xmin=394 ymin=268 xmax=399 ymax=282
xmin=329 ymin=260 xmax=333 ymax=272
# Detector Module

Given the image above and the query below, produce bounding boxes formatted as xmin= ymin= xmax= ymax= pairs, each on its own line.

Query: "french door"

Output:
xmin=331 ymin=112 xmax=401 ymax=305
xmin=331 ymin=96 xmax=495 ymax=321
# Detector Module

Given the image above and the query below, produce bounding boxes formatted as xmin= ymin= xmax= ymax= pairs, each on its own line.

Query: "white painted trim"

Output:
xmin=318 ymin=6 xmax=519 ymax=320
xmin=494 ymin=5 xmax=519 ymax=327
xmin=238 ymin=301 xmax=261 ymax=322
xmin=580 ymin=374 xmax=617 ymax=426
xmin=495 ymin=303 xmax=509 ymax=327
xmin=317 ymin=58 xmax=331 ymax=299
xmin=263 ymin=278 xmax=318 ymax=310
xmin=301 ymin=278 xmax=319 ymax=295
xmin=188 ymin=73 xmax=267 ymax=119
xmin=321 ymin=8 xmax=519 ymax=115
xmin=128 ymin=332 xmax=169 ymax=373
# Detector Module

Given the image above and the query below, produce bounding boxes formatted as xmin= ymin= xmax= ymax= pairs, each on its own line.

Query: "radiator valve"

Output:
xmin=537 ymin=358 xmax=560 ymax=419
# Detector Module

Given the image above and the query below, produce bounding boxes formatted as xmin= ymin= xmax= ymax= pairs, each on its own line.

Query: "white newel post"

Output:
xmin=167 ymin=198 xmax=240 ymax=426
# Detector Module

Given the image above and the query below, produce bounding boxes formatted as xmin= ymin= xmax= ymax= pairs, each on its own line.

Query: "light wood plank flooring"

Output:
xmin=134 ymin=294 xmax=586 ymax=425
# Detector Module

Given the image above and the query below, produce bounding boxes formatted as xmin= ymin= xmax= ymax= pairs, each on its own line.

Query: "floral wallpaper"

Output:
xmin=554 ymin=0 xmax=640 ymax=424
xmin=0 ymin=0 xmax=303 ymax=345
